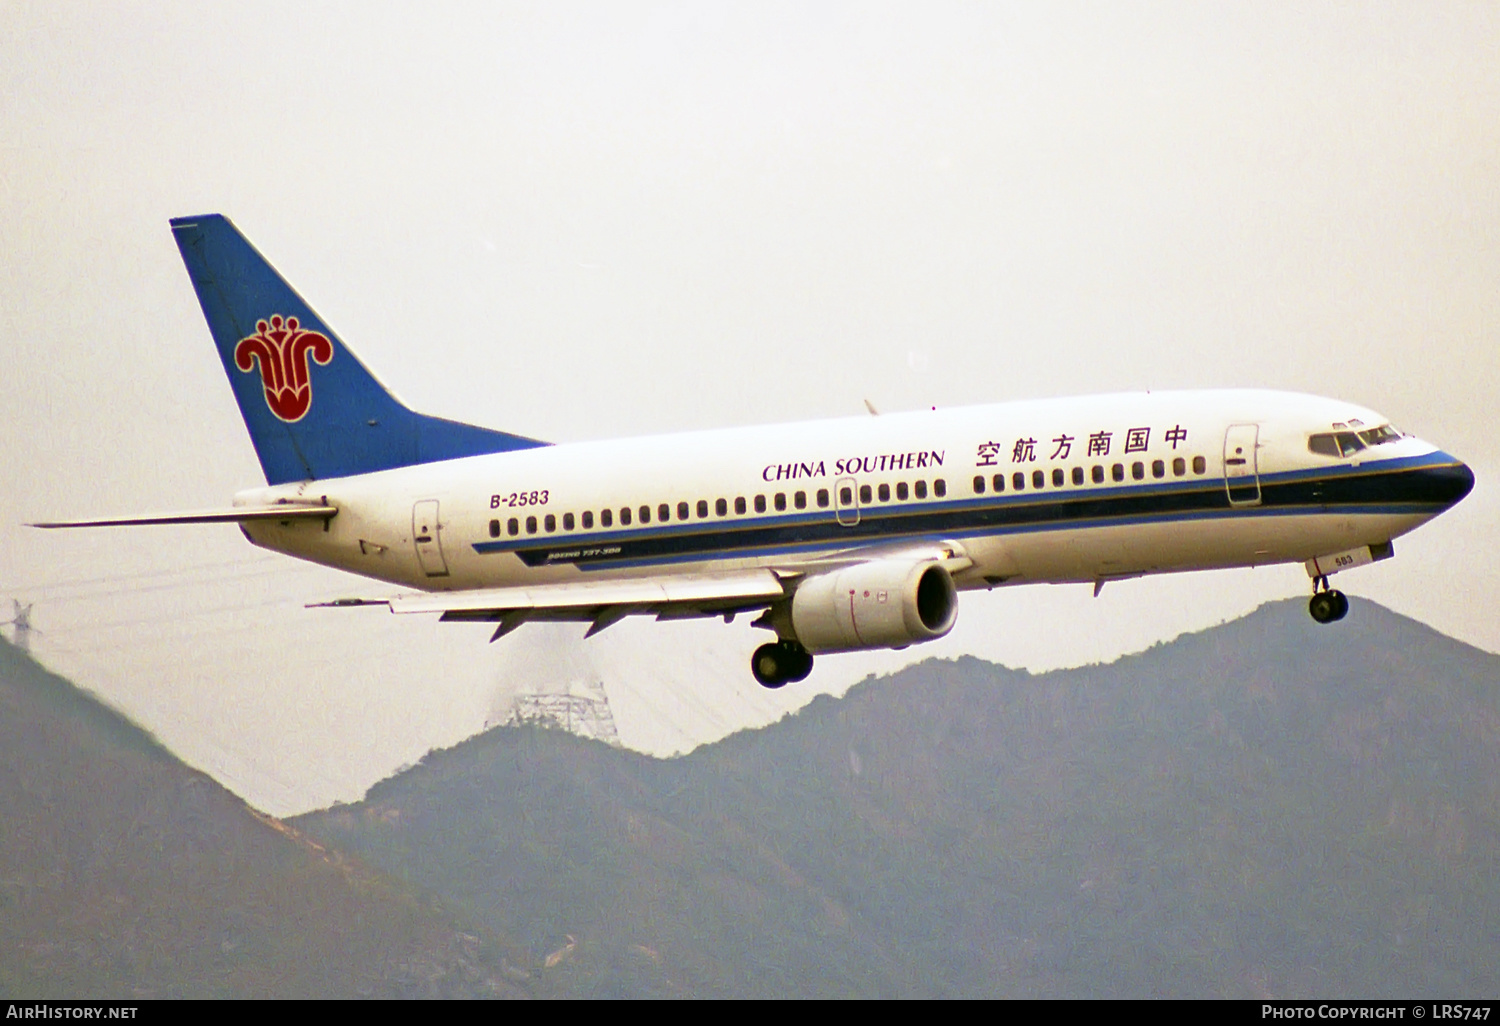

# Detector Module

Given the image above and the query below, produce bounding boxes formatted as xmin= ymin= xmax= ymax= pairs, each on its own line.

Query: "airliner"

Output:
xmin=34 ymin=215 xmax=1475 ymax=686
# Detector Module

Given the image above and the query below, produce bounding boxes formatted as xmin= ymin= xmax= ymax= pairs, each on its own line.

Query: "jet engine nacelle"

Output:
xmin=790 ymin=559 xmax=958 ymax=654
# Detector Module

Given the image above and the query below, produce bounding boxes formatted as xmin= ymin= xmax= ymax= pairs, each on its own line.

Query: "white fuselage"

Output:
xmin=233 ymin=389 xmax=1465 ymax=597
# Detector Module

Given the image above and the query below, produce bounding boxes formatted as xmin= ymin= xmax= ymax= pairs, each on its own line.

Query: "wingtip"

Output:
xmin=306 ymin=597 xmax=390 ymax=609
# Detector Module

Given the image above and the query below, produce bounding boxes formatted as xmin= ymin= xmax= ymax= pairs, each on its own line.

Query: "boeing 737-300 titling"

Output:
xmin=33 ymin=215 xmax=1475 ymax=686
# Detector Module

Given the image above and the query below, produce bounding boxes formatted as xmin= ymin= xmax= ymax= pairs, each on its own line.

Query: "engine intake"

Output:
xmin=790 ymin=559 xmax=958 ymax=653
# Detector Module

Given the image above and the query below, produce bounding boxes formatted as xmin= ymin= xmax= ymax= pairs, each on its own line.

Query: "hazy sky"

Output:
xmin=3 ymin=2 xmax=1496 ymax=815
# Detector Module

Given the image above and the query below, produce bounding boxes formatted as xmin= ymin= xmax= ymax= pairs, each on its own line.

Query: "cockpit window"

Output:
xmin=1310 ymin=423 xmax=1402 ymax=458
xmin=1309 ymin=431 xmax=1368 ymax=457
xmin=1308 ymin=434 xmax=1339 ymax=457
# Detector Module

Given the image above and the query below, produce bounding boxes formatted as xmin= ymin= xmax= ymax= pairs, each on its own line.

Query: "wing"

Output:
xmin=30 ymin=505 xmax=338 ymax=528
xmin=310 ymin=539 xmax=976 ymax=641
xmin=311 ymin=568 xmax=792 ymax=641
xmin=773 ymin=537 xmax=973 ymax=575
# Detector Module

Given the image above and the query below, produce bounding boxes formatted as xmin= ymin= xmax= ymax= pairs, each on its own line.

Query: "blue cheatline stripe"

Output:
xmin=558 ymin=503 xmax=1444 ymax=574
xmin=467 ymin=453 xmax=1469 ymax=571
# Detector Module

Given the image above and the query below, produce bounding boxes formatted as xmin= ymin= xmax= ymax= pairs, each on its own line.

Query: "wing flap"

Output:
xmin=380 ymin=569 xmax=788 ymax=615
xmin=30 ymin=505 xmax=338 ymax=528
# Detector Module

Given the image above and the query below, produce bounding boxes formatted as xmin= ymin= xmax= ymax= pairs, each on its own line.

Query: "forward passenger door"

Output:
xmin=1223 ymin=425 xmax=1262 ymax=506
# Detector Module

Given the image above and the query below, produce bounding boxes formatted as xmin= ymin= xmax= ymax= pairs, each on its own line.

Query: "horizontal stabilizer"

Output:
xmin=30 ymin=505 xmax=337 ymax=529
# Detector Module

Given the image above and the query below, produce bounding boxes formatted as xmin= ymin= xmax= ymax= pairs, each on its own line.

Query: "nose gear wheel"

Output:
xmin=1308 ymin=576 xmax=1349 ymax=624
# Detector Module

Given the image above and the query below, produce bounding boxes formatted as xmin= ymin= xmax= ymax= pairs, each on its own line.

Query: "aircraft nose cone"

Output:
xmin=1422 ymin=455 xmax=1475 ymax=509
xmin=1453 ymin=458 xmax=1476 ymax=503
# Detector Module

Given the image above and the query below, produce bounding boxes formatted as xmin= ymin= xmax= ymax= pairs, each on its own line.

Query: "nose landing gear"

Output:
xmin=751 ymin=640 xmax=815 ymax=688
xmin=1308 ymin=575 xmax=1349 ymax=624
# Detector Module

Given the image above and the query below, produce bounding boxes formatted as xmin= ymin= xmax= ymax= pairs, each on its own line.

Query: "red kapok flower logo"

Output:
xmin=234 ymin=315 xmax=334 ymax=422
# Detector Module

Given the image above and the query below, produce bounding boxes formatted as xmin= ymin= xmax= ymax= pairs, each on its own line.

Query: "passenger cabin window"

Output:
xmin=659 ymin=503 xmax=671 ymax=522
xmin=1092 ymin=465 xmax=1104 ymax=484
xmin=1012 ymin=472 xmax=1025 ymax=491
xmin=915 ymin=480 xmax=928 ymax=499
xmin=583 ymin=511 xmax=595 ymax=528
xmin=677 ymin=501 xmax=689 ymax=521
xmin=544 ymin=514 xmax=556 ymax=532
xmin=1112 ymin=463 xmax=1125 ymax=482
xmin=817 ymin=489 xmax=830 ymax=507
xmin=526 ymin=516 xmax=537 ymax=534
xmin=754 ymin=495 xmax=767 ymax=513
xmin=508 ymin=517 xmax=519 ymax=536
xmin=876 ymin=484 xmax=889 ymax=502
xmin=563 ymin=512 xmax=575 ymax=530
xmin=1172 ymin=458 xmax=1185 ymax=477
xmin=859 ymin=484 xmax=872 ymax=503
xmin=774 ymin=492 xmax=787 ymax=511
xmin=1192 ymin=456 xmax=1206 ymax=474
xmin=896 ymin=482 xmax=909 ymax=500
xmin=1072 ymin=467 xmax=1084 ymax=485
xmin=715 ymin=498 xmax=727 ymax=516
xmin=640 ymin=505 xmax=651 ymax=523
xmin=1051 ymin=468 xmax=1064 ymax=487
xmin=973 ymin=475 xmax=986 ymax=494
xmin=933 ymin=479 xmax=947 ymax=497
xmin=1131 ymin=462 xmax=1145 ymax=480
xmin=992 ymin=474 xmax=1005 ymax=493
xmin=1031 ymin=470 xmax=1043 ymax=489
xmin=489 ymin=519 xmax=500 ymax=538
xmin=735 ymin=497 xmax=747 ymax=515
xmin=839 ymin=486 xmax=852 ymax=504
xmin=1152 ymin=460 xmax=1165 ymax=479
xmin=794 ymin=491 xmax=806 ymax=510
xmin=619 ymin=507 xmax=630 ymax=525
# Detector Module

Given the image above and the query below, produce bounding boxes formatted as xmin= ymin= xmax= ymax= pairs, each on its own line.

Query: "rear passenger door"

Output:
xmin=412 ymin=499 xmax=450 ymax=576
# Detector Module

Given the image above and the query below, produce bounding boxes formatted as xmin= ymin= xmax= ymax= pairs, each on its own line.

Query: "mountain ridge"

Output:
xmin=0 ymin=637 xmax=538 ymax=998
xmin=6 ymin=595 xmax=1496 ymax=997
xmin=296 ymin=597 xmax=1500 ymax=997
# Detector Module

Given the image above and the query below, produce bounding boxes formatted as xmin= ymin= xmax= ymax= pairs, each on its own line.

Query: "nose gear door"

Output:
xmin=412 ymin=499 xmax=450 ymax=576
xmin=1223 ymin=424 xmax=1262 ymax=506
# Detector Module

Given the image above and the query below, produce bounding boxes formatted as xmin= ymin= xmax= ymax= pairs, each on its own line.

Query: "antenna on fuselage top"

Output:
xmin=863 ymin=399 xmax=880 ymax=416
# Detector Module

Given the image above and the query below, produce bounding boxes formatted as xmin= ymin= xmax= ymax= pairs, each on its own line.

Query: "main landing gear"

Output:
xmin=1308 ymin=575 xmax=1349 ymax=624
xmin=752 ymin=640 xmax=814 ymax=689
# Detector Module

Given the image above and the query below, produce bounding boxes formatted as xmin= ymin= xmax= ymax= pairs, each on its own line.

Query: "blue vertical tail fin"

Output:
xmin=170 ymin=214 xmax=546 ymax=485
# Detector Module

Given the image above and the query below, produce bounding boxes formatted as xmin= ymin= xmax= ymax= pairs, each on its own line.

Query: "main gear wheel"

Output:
xmin=751 ymin=641 xmax=814 ymax=688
